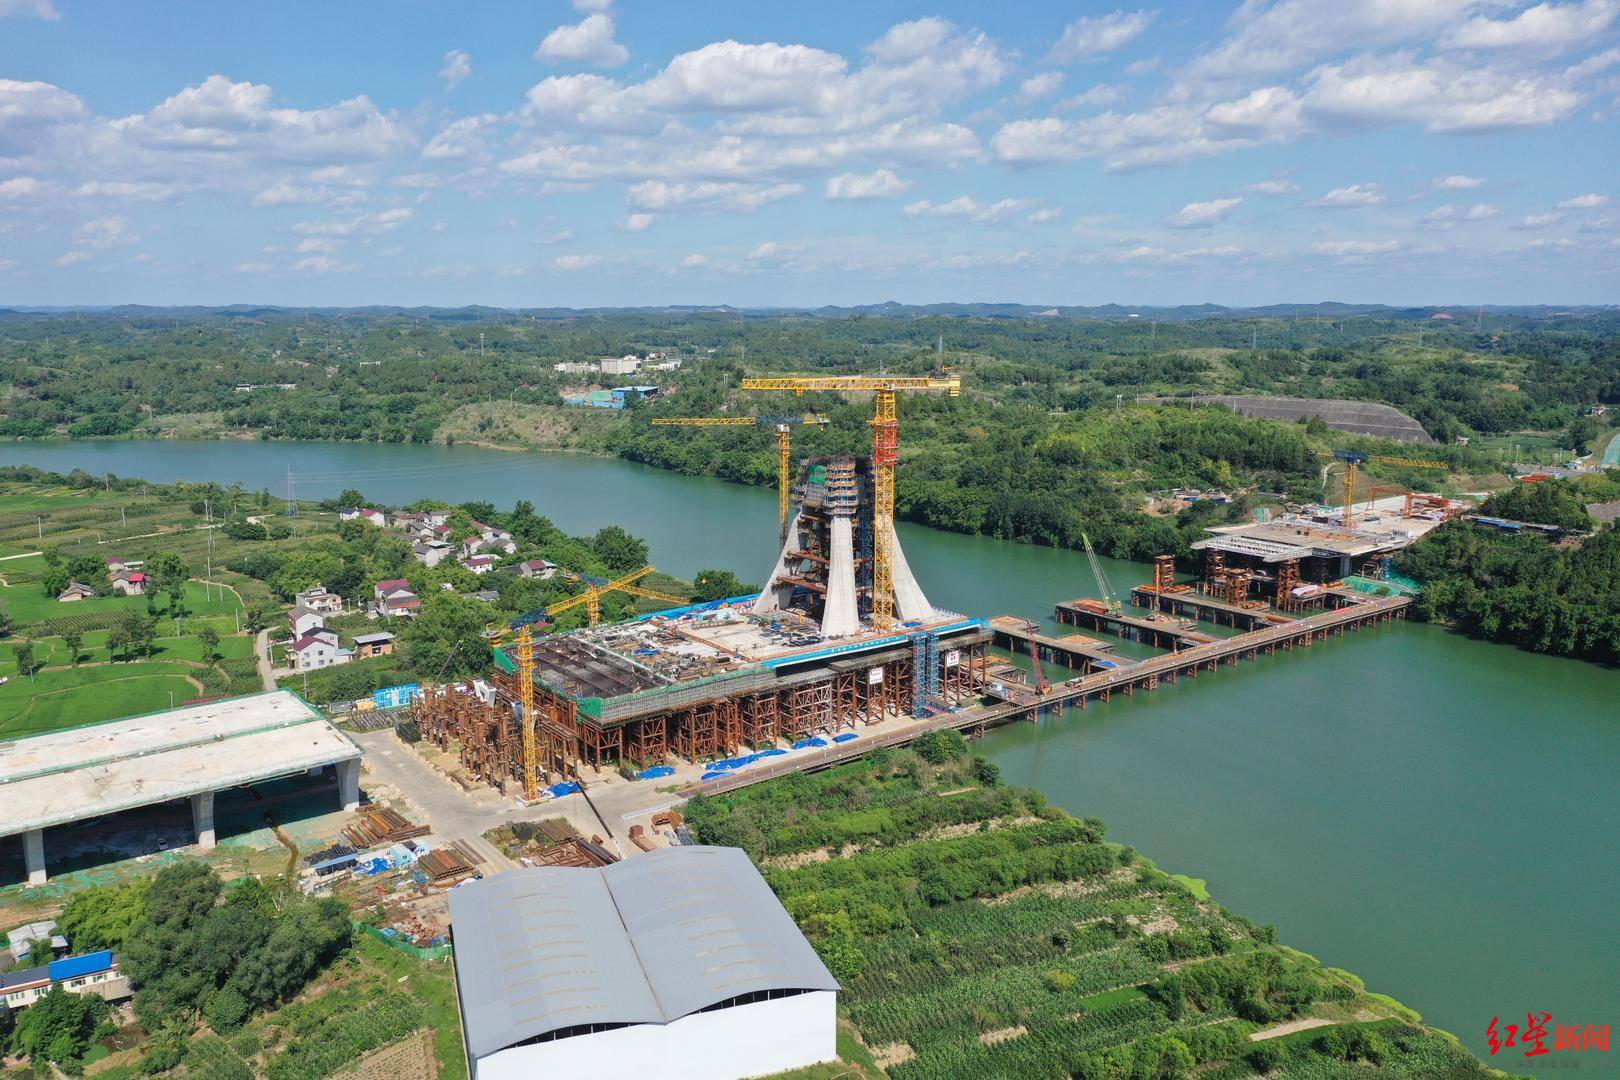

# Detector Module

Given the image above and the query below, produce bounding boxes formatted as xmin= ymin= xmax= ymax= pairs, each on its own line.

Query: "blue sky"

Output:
xmin=1 ymin=0 xmax=1616 ymax=307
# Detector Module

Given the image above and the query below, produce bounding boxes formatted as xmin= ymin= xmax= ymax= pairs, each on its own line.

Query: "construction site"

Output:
xmin=406 ymin=372 xmax=1447 ymax=805
xmin=412 ymin=372 xmax=992 ymax=799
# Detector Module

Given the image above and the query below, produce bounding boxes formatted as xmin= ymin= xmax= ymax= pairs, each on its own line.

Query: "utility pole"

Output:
xmin=1252 ymin=327 xmax=1258 ymax=350
xmin=286 ymin=466 xmax=297 ymax=517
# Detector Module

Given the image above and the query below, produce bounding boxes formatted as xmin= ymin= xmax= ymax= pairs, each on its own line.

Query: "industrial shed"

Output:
xmin=448 ymin=846 xmax=839 ymax=1080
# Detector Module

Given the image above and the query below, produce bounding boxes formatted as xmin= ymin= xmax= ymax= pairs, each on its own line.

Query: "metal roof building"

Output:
xmin=449 ymin=846 xmax=839 ymax=1080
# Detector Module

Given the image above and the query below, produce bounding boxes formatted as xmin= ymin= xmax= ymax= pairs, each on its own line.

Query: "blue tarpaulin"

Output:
xmin=701 ymin=771 xmax=729 ymax=781
xmin=833 ymin=732 xmax=858 ymax=743
xmin=636 ymin=765 xmax=675 ymax=780
xmin=548 ymin=781 xmax=581 ymax=798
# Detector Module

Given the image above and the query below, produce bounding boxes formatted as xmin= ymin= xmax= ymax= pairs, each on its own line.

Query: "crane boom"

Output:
xmin=1314 ymin=451 xmax=1448 ymax=527
xmin=741 ymin=374 xmax=961 ymax=395
xmin=648 ymin=414 xmax=830 ymax=543
xmin=1081 ymin=532 xmax=1121 ymax=615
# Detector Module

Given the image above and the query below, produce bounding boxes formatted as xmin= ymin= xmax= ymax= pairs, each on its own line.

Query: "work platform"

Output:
xmin=1130 ymin=586 xmax=1288 ymax=630
xmin=987 ymin=616 xmax=1135 ymax=674
xmin=0 ymin=691 xmax=362 ymax=885
xmin=1054 ymin=598 xmax=1218 ymax=650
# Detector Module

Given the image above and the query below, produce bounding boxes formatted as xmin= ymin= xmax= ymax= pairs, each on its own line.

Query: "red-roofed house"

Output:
xmin=289 ymin=629 xmax=350 ymax=671
xmin=373 ymin=579 xmax=410 ymax=601
xmin=462 ymin=554 xmax=496 ymax=574
xmin=110 ymin=571 xmax=146 ymax=597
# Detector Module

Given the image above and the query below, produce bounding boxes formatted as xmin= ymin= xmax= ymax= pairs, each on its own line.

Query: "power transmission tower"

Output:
xmin=286 ymin=466 xmax=298 ymax=516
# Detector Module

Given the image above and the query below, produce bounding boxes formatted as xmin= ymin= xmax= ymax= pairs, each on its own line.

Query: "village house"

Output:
xmin=109 ymin=571 xmax=146 ymax=597
xmin=371 ymin=588 xmax=421 ymax=619
xmin=289 ymin=628 xmax=349 ymax=671
xmin=468 ymin=520 xmax=517 ymax=554
xmin=287 ymin=605 xmax=326 ymax=638
xmin=294 ymin=584 xmax=343 ymax=615
xmin=340 ymin=507 xmax=387 ymax=527
xmin=462 ymin=554 xmax=496 ymax=575
xmin=351 ymin=631 xmax=394 ymax=659
xmin=373 ymin=579 xmax=410 ymax=601
xmin=413 ymin=540 xmax=453 ymax=568
xmin=517 ymin=558 xmax=558 ymax=580
xmin=471 ymin=589 xmax=500 ymax=602
xmin=104 ymin=555 xmax=143 ymax=575
xmin=0 ymin=951 xmax=130 ymax=1012
xmin=56 ymin=581 xmax=97 ymax=602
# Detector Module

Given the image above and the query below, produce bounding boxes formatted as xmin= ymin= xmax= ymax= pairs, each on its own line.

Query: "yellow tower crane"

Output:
xmin=546 ymin=564 xmax=687 ymax=626
xmin=1315 ymin=450 xmax=1449 ymax=529
xmin=650 ymin=414 xmax=830 ymax=544
xmin=489 ymin=564 xmax=686 ymax=800
xmin=740 ymin=371 xmax=961 ymax=628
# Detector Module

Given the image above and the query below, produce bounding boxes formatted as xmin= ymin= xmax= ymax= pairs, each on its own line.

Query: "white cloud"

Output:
xmin=1016 ymin=72 xmax=1064 ymax=103
xmin=572 ymin=0 xmax=613 ymax=10
xmin=1557 ymin=192 xmax=1609 ymax=208
xmin=1310 ymin=183 xmax=1385 ymax=208
xmin=1433 ymin=174 xmax=1486 ymax=190
xmin=1514 ymin=211 xmax=1564 ymax=228
xmin=74 ymin=180 xmax=181 ymax=200
xmin=54 ymin=251 xmax=90 ymax=267
xmin=1246 ymin=178 xmax=1299 ymax=195
xmin=903 ymin=195 xmax=1038 ymax=222
xmin=293 ymin=208 xmax=412 ymax=236
xmin=0 ymin=176 xmax=49 ymax=199
xmin=423 ymin=115 xmax=495 ymax=160
xmin=1448 ymin=0 xmax=1619 ymax=55
xmin=0 ymin=259 xmax=19 ymax=271
xmin=747 ymin=241 xmax=799 ymax=261
xmin=108 ymin=75 xmax=410 ymax=167
xmin=74 ymin=215 xmax=138 ymax=248
xmin=440 ymin=49 xmax=472 ymax=91
xmin=681 ymin=253 xmax=709 ymax=267
xmin=1188 ymin=0 xmax=1480 ymax=80
xmin=1311 ymin=239 xmax=1401 ymax=255
xmin=293 ymin=255 xmax=347 ymax=273
xmin=1419 ymin=203 xmax=1460 ymax=229
xmin=536 ymin=14 xmax=629 ymax=69
xmin=867 ymin=17 xmax=956 ymax=63
xmin=627 ymin=180 xmax=802 ymax=212
xmin=1027 ymin=207 xmax=1063 ymax=223
xmin=1465 ymin=202 xmax=1501 ymax=219
xmin=1166 ymin=195 xmax=1242 ymax=227
xmin=295 ymin=237 xmax=342 ymax=253
xmin=618 ymin=212 xmax=655 ymax=231
xmin=555 ymin=253 xmax=603 ymax=270
xmin=824 ymin=168 xmax=910 ymax=200
xmin=0 ymin=0 xmax=59 ymax=20
xmin=0 ymin=79 xmax=86 ymax=142
xmin=1047 ymin=10 xmax=1156 ymax=63
xmin=232 ymin=262 xmax=273 ymax=273
xmin=1060 ymin=83 xmax=1123 ymax=110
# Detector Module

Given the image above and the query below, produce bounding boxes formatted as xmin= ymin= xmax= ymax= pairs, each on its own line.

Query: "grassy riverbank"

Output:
xmin=686 ymin=745 xmax=1521 ymax=1079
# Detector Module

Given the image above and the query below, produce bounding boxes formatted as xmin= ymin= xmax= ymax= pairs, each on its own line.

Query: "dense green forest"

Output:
xmin=1397 ymin=476 xmax=1620 ymax=665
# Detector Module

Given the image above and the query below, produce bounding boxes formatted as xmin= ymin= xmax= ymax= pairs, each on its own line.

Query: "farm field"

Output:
xmin=685 ymin=743 xmax=1510 ymax=1080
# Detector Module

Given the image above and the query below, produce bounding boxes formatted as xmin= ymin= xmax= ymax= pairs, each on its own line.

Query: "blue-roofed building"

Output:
xmin=0 ymin=949 xmax=128 ymax=1011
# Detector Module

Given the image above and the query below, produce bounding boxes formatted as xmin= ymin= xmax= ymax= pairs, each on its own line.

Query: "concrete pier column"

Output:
xmin=191 ymin=791 xmax=216 ymax=850
xmin=338 ymin=758 xmax=361 ymax=812
xmin=23 ymin=828 xmax=46 ymax=886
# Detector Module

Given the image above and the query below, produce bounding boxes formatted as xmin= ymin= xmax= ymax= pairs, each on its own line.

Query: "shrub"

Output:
xmin=914 ymin=729 xmax=969 ymax=764
xmin=1043 ymin=970 xmax=1077 ymax=993
xmin=207 ymin=985 xmax=251 ymax=1033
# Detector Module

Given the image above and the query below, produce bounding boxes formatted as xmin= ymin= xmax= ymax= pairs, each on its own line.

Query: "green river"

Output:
xmin=5 ymin=439 xmax=1616 ymax=1074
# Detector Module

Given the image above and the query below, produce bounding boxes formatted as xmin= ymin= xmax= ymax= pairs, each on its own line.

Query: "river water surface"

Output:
xmin=5 ymin=438 xmax=1615 ymax=1073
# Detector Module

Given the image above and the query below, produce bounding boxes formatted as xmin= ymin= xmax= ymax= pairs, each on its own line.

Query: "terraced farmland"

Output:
xmin=686 ymin=742 xmax=1512 ymax=1079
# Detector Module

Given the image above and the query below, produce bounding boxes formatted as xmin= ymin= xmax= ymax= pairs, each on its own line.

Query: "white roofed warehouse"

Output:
xmin=448 ymin=846 xmax=839 ymax=1080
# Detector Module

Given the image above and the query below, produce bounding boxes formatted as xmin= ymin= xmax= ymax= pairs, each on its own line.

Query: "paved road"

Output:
xmin=352 ymin=731 xmax=518 ymax=872
xmin=254 ymin=629 xmax=275 ymax=691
